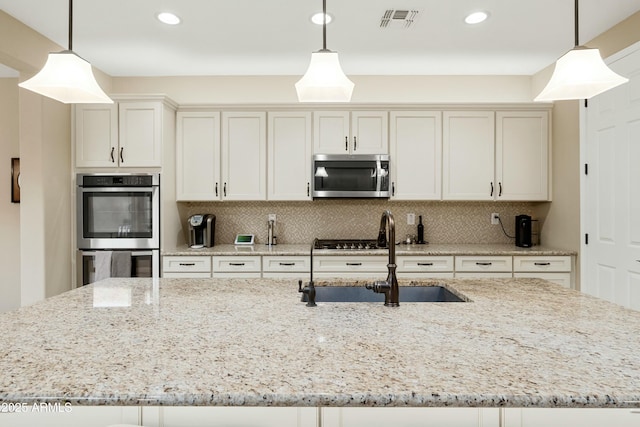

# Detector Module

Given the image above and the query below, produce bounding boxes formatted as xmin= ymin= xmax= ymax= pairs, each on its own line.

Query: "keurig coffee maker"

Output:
xmin=515 ymin=215 xmax=532 ymax=248
xmin=188 ymin=214 xmax=215 ymax=248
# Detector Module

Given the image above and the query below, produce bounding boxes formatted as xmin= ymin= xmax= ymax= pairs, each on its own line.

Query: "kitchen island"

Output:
xmin=1 ymin=277 xmax=639 ymax=426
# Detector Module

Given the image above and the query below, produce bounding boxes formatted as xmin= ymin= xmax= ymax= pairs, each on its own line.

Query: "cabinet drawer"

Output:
xmin=163 ymin=256 xmax=211 ymax=273
xmin=513 ymin=256 xmax=572 ymax=272
xmin=455 ymin=272 xmax=513 ymax=279
xmin=514 ymin=272 xmax=572 ymax=288
xmin=397 ymin=256 xmax=453 ymax=272
xmin=212 ymin=256 xmax=261 ymax=272
xmin=163 ymin=272 xmax=212 ymax=279
xmin=455 ymin=256 xmax=512 ymax=272
xmin=262 ymin=256 xmax=310 ymax=272
xmin=313 ymin=256 xmax=387 ymax=273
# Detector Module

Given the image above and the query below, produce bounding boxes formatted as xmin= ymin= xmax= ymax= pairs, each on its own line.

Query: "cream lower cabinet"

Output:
xmin=503 ymin=408 xmax=640 ymax=427
xmin=322 ymin=407 xmax=499 ymax=427
xmin=211 ymin=255 xmax=261 ymax=278
xmin=513 ymin=256 xmax=573 ymax=288
xmin=142 ymin=407 xmax=317 ymax=427
xmin=162 ymin=256 xmax=212 ymax=278
xmin=1 ymin=406 xmax=139 ymax=427
xmin=396 ymin=255 xmax=454 ymax=278
xmin=262 ymin=255 xmax=310 ymax=279
xmin=313 ymin=255 xmax=388 ymax=279
xmin=454 ymin=256 xmax=513 ymax=278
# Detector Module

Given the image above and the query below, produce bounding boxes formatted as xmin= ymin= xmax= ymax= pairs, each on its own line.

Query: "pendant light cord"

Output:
xmin=574 ymin=0 xmax=579 ymax=47
xmin=322 ymin=0 xmax=327 ymax=51
xmin=68 ymin=0 xmax=73 ymax=50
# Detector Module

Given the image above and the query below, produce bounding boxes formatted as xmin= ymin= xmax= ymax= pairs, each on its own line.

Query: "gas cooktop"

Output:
xmin=313 ymin=239 xmax=386 ymax=250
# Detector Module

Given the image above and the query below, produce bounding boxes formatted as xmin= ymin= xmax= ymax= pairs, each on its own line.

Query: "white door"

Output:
xmin=176 ymin=111 xmax=221 ymax=201
xmin=496 ymin=111 xmax=549 ymax=201
xmin=313 ymin=111 xmax=350 ymax=154
xmin=390 ymin=111 xmax=442 ymax=200
xmin=221 ymin=112 xmax=267 ymax=200
xmin=267 ymin=111 xmax=312 ymax=200
xmin=118 ymin=101 xmax=163 ymax=167
xmin=442 ymin=111 xmax=495 ymax=200
xmin=75 ymin=103 xmax=118 ymax=167
xmin=583 ymin=42 xmax=640 ymax=310
xmin=351 ymin=111 xmax=389 ymax=154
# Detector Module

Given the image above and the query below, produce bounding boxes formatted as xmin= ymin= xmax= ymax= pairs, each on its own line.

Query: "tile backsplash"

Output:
xmin=177 ymin=200 xmax=539 ymax=246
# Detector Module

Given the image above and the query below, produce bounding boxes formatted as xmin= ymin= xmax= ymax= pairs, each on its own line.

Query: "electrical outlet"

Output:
xmin=491 ymin=213 xmax=500 ymax=225
xmin=268 ymin=214 xmax=276 ymax=222
xmin=407 ymin=213 xmax=416 ymax=225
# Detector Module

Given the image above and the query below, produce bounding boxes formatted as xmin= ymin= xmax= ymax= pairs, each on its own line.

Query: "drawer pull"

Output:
xmin=229 ymin=262 xmax=246 ymax=266
xmin=279 ymin=262 xmax=296 ymax=266
xmin=179 ymin=263 xmax=196 ymax=266
xmin=346 ymin=262 xmax=362 ymax=266
xmin=630 ymin=410 xmax=640 ymax=414
xmin=476 ymin=262 xmax=492 ymax=266
xmin=534 ymin=262 xmax=551 ymax=266
xmin=417 ymin=262 xmax=434 ymax=266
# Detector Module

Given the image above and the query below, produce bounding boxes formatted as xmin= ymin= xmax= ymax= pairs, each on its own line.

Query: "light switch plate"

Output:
xmin=407 ymin=213 xmax=415 ymax=225
xmin=268 ymin=214 xmax=276 ymax=222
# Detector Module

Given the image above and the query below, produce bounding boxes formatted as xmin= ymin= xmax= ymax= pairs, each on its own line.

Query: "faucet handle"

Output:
xmin=298 ymin=280 xmax=317 ymax=307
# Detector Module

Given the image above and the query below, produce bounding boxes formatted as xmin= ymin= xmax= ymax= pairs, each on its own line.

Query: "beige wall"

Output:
xmin=0 ymin=78 xmax=21 ymax=312
xmin=533 ymin=11 xmax=640 ymax=289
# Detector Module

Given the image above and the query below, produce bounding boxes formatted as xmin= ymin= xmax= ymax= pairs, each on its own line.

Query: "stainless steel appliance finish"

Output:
xmin=312 ymin=154 xmax=390 ymax=198
xmin=77 ymin=173 xmax=160 ymax=250
xmin=77 ymin=250 xmax=159 ymax=286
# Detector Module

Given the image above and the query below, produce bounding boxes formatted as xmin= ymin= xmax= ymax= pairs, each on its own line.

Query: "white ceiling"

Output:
xmin=1 ymin=0 xmax=640 ymax=78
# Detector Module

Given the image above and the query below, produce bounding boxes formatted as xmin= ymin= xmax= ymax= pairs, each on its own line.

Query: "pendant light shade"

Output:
xmin=535 ymin=0 xmax=628 ymax=101
xmin=295 ymin=0 xmax=354 ymax=102
xmin=18 ymin=0 xmax=112 ymax=104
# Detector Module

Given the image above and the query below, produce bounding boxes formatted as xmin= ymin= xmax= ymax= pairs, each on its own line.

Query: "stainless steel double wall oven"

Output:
xmin=76 ymin=173 xmax=160 ymax=285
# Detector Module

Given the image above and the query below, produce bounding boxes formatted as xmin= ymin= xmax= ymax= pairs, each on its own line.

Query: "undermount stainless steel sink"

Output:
xmin=301 ymin=286 xmax=466 ymax=303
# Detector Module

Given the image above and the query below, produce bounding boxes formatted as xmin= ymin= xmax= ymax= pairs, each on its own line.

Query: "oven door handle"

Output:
xmin=80 ymin=187 xmax=157 ymax=193
xmin=80 ymin=250 xmax=154 ymax=257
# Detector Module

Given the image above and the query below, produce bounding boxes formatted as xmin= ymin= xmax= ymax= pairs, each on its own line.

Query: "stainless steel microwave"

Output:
xmin=312 ymin=154 xmax=390 ymax=198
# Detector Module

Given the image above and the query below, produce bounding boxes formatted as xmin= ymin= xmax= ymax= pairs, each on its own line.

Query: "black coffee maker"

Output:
xmin=515 ymin=215 xmax=532 ymax=248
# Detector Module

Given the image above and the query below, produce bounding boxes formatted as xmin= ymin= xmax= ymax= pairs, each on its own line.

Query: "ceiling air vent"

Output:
xmin=380 ymin=9 xmax=419 ymax=29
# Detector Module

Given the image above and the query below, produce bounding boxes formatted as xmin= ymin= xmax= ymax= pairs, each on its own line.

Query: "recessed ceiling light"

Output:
xmin=311 ymin=12 xmax=333 ymax=25
xmin=465 ymin=11 xmax=489 ymax=24
xmin=157 ymin=12 xmax=181 ymax=25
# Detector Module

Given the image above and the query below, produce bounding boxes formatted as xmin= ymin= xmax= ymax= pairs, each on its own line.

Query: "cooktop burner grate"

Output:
xmin=314 ymin=239 xmax=385 ymax=250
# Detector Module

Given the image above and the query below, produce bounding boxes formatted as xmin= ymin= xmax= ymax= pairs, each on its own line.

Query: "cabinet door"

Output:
xmin=390 ymin=111 xmax=442 ymax=200
xmin=496 ymin=111 xmax=549 ymax=201
xmin=148 ymin=407 xmax=318 ymax=427
xmin=118 ymin=101 xmax=163 ymax=167
xmin=313 ymin=111 xmax=351 ymax=154
xmin=268 ymin=112 xmax=312 ymax=200
xmin=443 ymin=111 xmax=495 ymax=200
xmin=176 ymin=111 xmax=221 ymax=201
xmin=221 ymin=112 xmax=267 ymax=200
xmin=322 ymin=407 xmax=496 ymax=427
xmin=503 ymin=408 xmax=640 ymax=427
xmin=2 ymin=406 xmax=139 ymax=427
xmin=75 ymin=104 xmax=118 ymax=167
xmin=351 ymin=111 xmax=388 ymax=154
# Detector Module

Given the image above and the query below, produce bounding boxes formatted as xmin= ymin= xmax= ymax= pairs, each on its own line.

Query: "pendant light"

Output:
xmin=19 ymin=0 xmax=112 ymax=104
xmin=535 ymin=0 xmax=628 ymax=101
xmin=295 ymin=0 xmax=354 ymax=102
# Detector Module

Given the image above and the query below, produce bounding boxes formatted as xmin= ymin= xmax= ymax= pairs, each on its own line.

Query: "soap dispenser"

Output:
xmin=417 ymin=215 xmax=425 ymax=244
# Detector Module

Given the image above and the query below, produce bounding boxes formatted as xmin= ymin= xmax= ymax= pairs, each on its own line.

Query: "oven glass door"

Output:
xmin=313 ymin=159 xmax=389 ymax=197
xmin=78 ymin=187 xmax=159 ymax=249
xmin=78 ymin=250 xmax=159 ymax=286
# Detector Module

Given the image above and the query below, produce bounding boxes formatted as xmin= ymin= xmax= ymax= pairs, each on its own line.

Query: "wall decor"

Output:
xmin=11 ymin=158 xmax=20 ymax=203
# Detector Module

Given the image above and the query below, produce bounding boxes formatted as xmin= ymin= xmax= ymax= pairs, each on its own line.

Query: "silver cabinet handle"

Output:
xmin=476 ymin=262 xmax=492 ymax=266
xmin=417 ymin=262 xmax=434 ymax=266
xmin=346 ymin=262 xmax=362 ymax=266
xmin=534 ymin=262 xmax=551 ymax=266
xmin=179 ymin=263 xmax=196 ymax=266
xmin=229 ymin=262 xmax=245 ymax=266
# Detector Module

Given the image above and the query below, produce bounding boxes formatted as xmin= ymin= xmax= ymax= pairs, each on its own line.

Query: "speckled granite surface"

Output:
xmin=163 ymin=243 xmax=576 ymax=257
xmin=1 ymin=278 xmax=637 ymax=408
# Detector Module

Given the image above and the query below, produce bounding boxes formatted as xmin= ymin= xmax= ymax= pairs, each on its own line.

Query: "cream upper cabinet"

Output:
xmin=75 ymin=101 xmax=163 ymax=168
xmin=221 ymin=112 xmax=267 ymax=200
xmin=313 ymin=111 xmax=388 ymax=154
xmin=495 ymin=111 xmax=549 ymax=201
xmin=268 ymin=112 xmax=312 ymax=200
xmin=176 ymin=111 xmax=221 ymax=201
xmin=442 ymin=111 xmax=496 ymax=200
xmin=390 ymin=111 xmax=442 ymax=200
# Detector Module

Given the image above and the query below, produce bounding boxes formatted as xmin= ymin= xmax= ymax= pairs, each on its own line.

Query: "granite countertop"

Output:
xmin=0 ymin=277 xmax=638 ymax=408
xmin=162 ymin=243 xmax=577 ymax=257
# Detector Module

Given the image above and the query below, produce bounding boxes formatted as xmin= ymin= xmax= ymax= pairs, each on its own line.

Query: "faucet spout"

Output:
xmin=370 ymin=210 xmax=399 ymax=307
